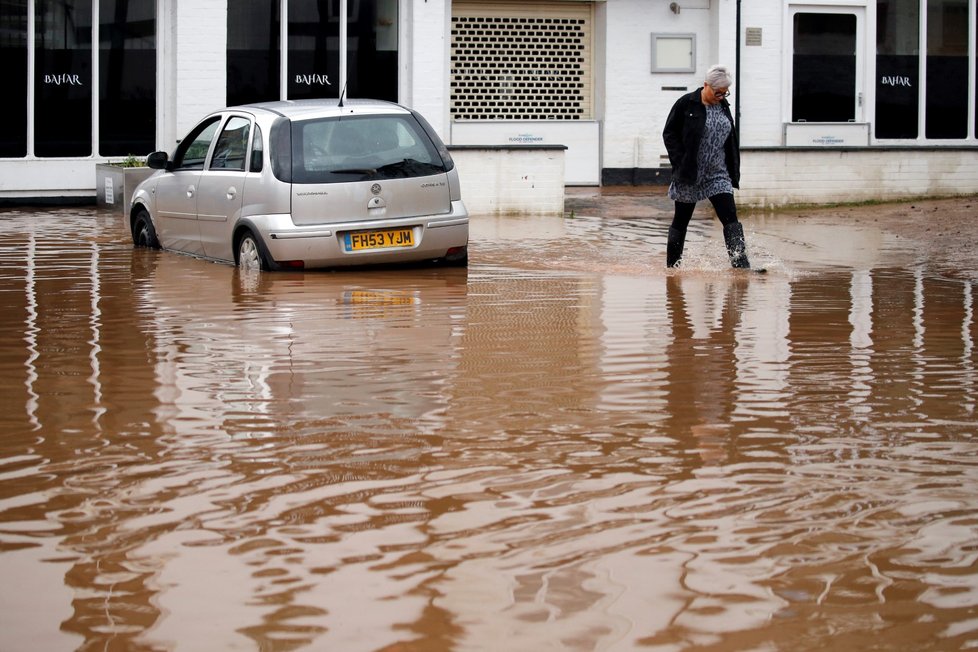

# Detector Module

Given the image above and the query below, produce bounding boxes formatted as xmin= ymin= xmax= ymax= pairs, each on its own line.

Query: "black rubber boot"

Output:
xmin=722 ymin=222 xmax=751 ymax=269
xmin=666 ymin=226 xmax=686 ymax=268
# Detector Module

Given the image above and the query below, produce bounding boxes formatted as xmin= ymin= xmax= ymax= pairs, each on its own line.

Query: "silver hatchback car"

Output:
xmin=130 ymin=99 xmax=468 ymax=270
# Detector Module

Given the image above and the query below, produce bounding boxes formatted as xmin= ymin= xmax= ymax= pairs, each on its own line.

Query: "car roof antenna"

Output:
xmin=338 ymin=82 xmax=348 ymax=108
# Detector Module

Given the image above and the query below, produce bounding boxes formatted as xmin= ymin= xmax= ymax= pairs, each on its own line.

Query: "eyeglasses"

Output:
xmin=711 ymin=88 xmax=730 ymax=99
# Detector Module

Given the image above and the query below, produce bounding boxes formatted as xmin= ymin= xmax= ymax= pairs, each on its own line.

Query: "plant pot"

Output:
xmin=96 ymin=163 xmax=155 ymax=216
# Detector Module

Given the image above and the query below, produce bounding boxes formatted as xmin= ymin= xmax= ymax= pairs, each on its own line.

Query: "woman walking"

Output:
xmin=662 ymin=64 xmax=751 ymax=269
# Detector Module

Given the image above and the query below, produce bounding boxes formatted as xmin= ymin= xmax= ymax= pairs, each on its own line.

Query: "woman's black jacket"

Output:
xmin=662 ymin=88 xmax=740 ymax=188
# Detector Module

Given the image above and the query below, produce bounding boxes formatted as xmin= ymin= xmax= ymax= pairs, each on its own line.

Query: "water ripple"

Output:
xmin=1 ymin=206 xmax=977 ymax=650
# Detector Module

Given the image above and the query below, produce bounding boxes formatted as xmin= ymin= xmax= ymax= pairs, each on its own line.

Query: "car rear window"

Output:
xmin=290 ymin=115 xmax=450 ymax=184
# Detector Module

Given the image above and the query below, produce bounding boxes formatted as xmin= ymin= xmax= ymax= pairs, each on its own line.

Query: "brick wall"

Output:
xmin=739 ymin=149 xmax=978 ymax=207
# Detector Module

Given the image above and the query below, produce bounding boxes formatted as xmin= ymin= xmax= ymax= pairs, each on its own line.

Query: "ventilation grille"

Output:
xmin=451 ymin=4 xmax=592 ymax=121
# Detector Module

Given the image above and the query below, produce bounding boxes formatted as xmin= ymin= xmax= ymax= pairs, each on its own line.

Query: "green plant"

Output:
xmin=113 ymin=154 xmax=146 ymax=168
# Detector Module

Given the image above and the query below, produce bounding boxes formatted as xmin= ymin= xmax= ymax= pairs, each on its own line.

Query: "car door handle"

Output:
xmin=186 ymin=185 xmax=195 ymax=198
xmin=226 ymin=187 xmax=237 ymax=201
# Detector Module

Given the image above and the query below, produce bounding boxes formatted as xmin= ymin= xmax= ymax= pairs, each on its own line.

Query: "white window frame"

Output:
xmin=783 ymin=4 xmax=868 ymax=126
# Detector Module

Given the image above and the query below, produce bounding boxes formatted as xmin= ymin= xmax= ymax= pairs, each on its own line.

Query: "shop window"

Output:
xmin=227 ymin=0 xmax=280 ymax=106
xmin=230 ymin=0 xmax=396 ymax=105
xmin=925 ymin=0 xmax=969 ymax=139
xmin=876 ymin=0 xmax=973 ymax=141
xmin=287 ymin=0 xmax=341 ymax=100
xmin=99 ymin=0 xmax=157 ymax=156
xmin=0 ymin=1 xmax=28 ymax=157
xmin=792 ymin=12 xmax=857 ymax=123
xmin=35 ymin=0 xmax=93 ymax=157
xmin=876 ymin=0 xmax=919 ymax=139
xmin=350 ymin=0 xmax=397 ymax=100
xmin=287 ymin=0 xmax=396 ymax=102
xmin=4 ymin=1 xmax=156 ymax=159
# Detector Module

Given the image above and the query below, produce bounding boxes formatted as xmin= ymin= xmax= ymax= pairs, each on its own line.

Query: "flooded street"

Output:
xmin=1 ymin=192 xmax=977 ymax=651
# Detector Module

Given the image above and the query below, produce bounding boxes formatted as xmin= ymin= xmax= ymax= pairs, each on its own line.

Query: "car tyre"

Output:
xmin=237 ymin=231 xmax=269 ymax=271
xmin=132 ymin=209 xmax=160 ymax=249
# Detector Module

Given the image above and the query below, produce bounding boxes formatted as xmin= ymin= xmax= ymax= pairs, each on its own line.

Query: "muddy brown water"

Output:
xmin=1 ymin=198 xmax=976 ymax=651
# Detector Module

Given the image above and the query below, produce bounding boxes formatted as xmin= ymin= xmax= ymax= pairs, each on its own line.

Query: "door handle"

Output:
xmin=226 ymin=187 xmax=237 ymax=200
xmin=186 ymin=185 xmax=195 ymax=198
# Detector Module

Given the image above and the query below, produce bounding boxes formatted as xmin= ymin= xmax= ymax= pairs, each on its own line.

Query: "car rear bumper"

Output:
xmin=251 ymin=201 xmax=469 ymax=268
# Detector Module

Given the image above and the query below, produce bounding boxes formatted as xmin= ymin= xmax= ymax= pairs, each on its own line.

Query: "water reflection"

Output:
xmin=0 ymin=206 xmax=976 ymax=651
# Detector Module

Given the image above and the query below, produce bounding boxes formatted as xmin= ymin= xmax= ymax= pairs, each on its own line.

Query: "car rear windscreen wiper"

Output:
xmin=330 ymin=168 xmax=377 ymax=176
xmin=375 ymin=159 xmax=445 ymax=177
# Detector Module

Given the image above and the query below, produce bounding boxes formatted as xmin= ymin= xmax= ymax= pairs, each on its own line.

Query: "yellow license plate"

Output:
xmin=344 ymin=290 xmax=419 ymax=305
xmin=345 ymin=228 xmax=415 ymax=251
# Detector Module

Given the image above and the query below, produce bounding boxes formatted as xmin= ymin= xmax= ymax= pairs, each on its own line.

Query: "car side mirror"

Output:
xmin=147 ymin=151 xmax=171 ymax=170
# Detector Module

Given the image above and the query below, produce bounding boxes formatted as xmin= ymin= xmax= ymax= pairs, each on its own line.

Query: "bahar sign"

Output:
xmin=295 ymin=74 xmax=331 ymax=86
xmin=880 ymin=74 xmax=912 ymax=87
xmin=44 ymin=73 xmax=84 ymax=85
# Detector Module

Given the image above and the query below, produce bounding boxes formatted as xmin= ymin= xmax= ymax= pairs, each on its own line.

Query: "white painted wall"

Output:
xmin=737 ymin=1 xmax=788 ymax=146
xmin=601 ymin=0 xmax=717 ymax=171
xmin=451 ymin=148 xmax=566 ymax=216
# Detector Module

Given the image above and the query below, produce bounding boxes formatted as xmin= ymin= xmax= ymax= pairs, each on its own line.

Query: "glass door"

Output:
xmin=790 ymin=6 xmax=865 ymax=123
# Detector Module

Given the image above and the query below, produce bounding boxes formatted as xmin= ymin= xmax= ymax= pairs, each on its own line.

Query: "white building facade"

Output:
xmin=1 ymin=0 xmax=976 ymax=207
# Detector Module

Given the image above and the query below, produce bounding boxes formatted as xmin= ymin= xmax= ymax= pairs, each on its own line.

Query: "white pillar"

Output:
xmin=166 ymin=0 xmax=228 ymax=145
xmin=403 ymin=0 xmax=452 ymax=140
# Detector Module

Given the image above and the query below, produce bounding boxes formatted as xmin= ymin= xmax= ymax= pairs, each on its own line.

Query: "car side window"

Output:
xmin=172 ymin=117 xmax=222 ymax=170
xmin=250 ymin=125 xmax=264 ymax=173
xmin=210 ymin=117 xmax=251 ymax=171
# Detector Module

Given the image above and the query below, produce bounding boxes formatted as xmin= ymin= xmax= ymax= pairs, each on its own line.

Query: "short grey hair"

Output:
xmin=705 ymin=65 xmax=733 ymax=89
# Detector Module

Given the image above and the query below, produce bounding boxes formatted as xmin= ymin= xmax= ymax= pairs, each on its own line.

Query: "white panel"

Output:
xmin=452 ymin=121 xmax=600 ymax=185
xmin=0 ymin=161 xmax=97 ymax=196
xmin=783 ymin=122 xmax=870 ymax=146
xmin=652 ymin=34 xmax=696 ymax=72
xmin=452 ymin=147 xmax=566 ymax=216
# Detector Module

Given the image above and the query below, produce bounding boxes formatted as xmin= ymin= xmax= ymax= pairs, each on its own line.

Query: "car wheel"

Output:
xmin=237 ymin=231 xmax=268 ymax=271
xmin=132 ymin=209 xmax=160 ymax=249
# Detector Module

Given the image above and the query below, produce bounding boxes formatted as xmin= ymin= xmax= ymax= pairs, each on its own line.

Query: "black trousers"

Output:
xmin=670 ymin=193 xmax=739 ymax=233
